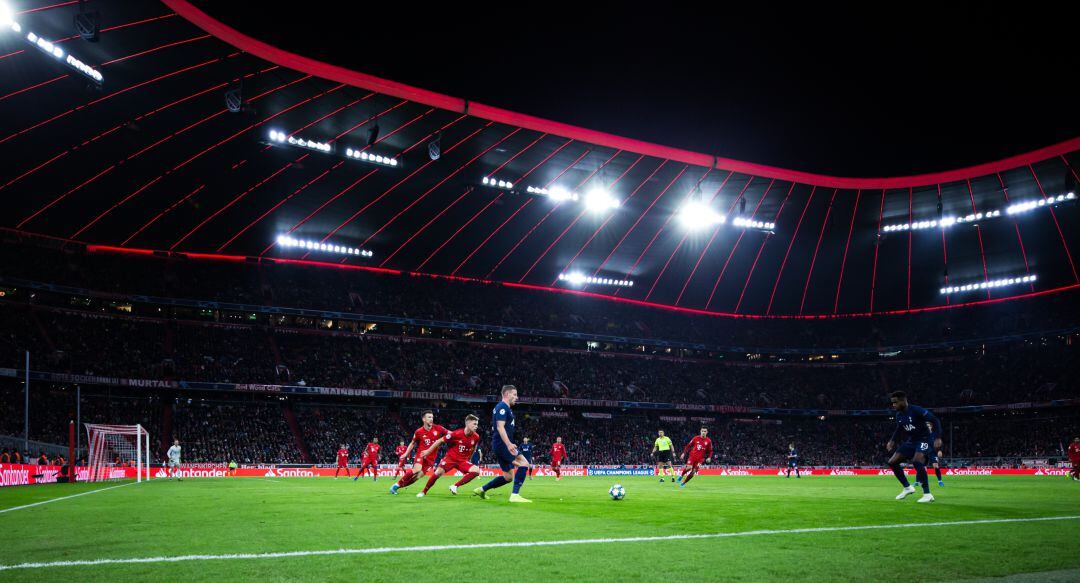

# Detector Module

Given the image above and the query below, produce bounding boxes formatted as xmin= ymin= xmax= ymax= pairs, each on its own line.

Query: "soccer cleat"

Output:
xmin=416 ymin=492 xmax=425 ymax=498
xmin=659 ymin=478 xmax=664 ymax=483
xmin=917 ymin=493 xmax=935 ymax=503
xmin=938 ymin=480 xmax=945 ymax=487
xmin=508 ymin=493 xmax=532 ymax=503
xmin=352 ymin=476 xmax=359 ymax=482
xmin=895 ymin=486 xmax=916 ymax=500
xmin=449 ymin=485 xmax=458 ymax=495
xmin=473 ymin=486 xmax=487 ymax=499
xmin=389 ymin=484 xmax=399 ymax=495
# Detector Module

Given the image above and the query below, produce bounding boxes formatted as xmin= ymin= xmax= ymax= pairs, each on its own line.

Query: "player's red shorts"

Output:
xmin=337 ymin=460 xmax=349 ymax=468
xmin=361 ymin=458 xmax=377 ymax=467
xmin=551 ymin=459 xmax=563 ymax=468
xmin=686 ymin=456 xmax=704 ymax=469
xmin=438 ymin=458 xmax=475 ymax=475
xmin=414 ymin=456 xmax=436 ymax=473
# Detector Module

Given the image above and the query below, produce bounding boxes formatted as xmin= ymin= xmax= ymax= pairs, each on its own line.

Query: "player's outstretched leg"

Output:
xmin=418 ymin=471 xmax=442 ymax=498
xmin=934 ymin=464 xmax=943 ymax=487
xmin=889 ymin=458 xmax=915 ymax=500
xmin=475 ymin=474 xmax=508 ymax=499
xmin=450 ymin=471 xmax=478 ymax=495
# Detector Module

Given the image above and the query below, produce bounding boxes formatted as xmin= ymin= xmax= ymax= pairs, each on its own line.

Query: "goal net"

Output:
xmin=84 ymin=424 xmax=151 ymax=483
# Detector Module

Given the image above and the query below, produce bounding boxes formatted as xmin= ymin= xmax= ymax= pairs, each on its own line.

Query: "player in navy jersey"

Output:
xmin=520 ymin=437 xmax=534 ymax=479
xmin=474 ymin=385 xmax=531 ymax=503
xmin=886 ymin=391 xmax=942 ymax=503
xmin=470 ymin=445 xmax=482 ymax=466
xmin=785 ymin=442 xmax=800 ymax=478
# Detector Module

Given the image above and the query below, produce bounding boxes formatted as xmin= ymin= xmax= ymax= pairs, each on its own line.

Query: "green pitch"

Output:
xmin=1 ymin=476 xmax=1078 ymax=581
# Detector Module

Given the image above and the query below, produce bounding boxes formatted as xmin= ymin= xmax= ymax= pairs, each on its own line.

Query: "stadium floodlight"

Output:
xmin=0 ymin=2 xmax=14 ymax=29
xmin=344 ymin=147 xmax=398 ymax=167
xmin=17 ymin=24 xmax=104 ymax=84
xmin=1005 ymin=192 xmax=1075 ymax=215
xmin=558 ymin=271 xmax=633 ymax=287
xmin=267 ymin=130 xmax=333 ymax=154
xmin=275 ymin=234 xmax=373 ymax=257
xmin=939 ymin=273 xmax=1036 ymax=295
xmin=526 ymin=185 xmax=578 ymax=201
xmin=731 ymin=216 xmax=775 ymax=231
xmin=481 ymin=176 xmax=514 ymax=190
xmin=677 ymin=200 xmax=725 ymax=231
xmin=584 ymin=188 xmax=619 ymax=213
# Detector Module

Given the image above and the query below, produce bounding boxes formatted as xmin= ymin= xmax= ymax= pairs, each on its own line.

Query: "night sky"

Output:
xmin=193 ymin=3 xmax=1077 ymax=177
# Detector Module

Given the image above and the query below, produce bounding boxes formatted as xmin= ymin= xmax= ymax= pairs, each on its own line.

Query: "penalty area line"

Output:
xmin=0 ymin=481 xmax=139 ymax=515
xmin=1 ymin=514 xmax=1078 ymax=571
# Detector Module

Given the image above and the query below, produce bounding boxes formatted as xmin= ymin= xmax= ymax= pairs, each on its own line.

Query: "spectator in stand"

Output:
xmin=37 ymin=452 xmax=49 ymax=465
xmin=0 ymin=449 xmax=9 ymax=463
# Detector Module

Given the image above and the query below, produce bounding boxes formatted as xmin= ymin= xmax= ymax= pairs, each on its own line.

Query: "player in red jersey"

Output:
xmin=415 ymin=414 xmax=483 ymax=498
xmin=678 ymin=427 xmax=713 ymax=487
xmin=334 ymin=443 xmax=352 ymax=479
xmin=550 ymin=437 xmax=569 ymax=480
xmin=1068 ymin=437 xmax=1080 ymax=481
xmin=355 ymin=438 xmax=381 ymax=482
xmin=389 ymin=410 xmax=447 ymax=494
xmin=393 ymin=440 xmax=408 ymax=477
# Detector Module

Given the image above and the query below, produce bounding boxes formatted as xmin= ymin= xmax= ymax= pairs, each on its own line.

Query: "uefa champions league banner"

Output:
xmin=587 ymin=467 xmax=657 ymax=476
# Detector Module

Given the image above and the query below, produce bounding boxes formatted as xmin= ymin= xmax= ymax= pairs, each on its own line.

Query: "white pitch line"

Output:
xmin=0 ymin=514 xmax=1077 ymax=572
xmin=0 ymin=481 xmax=138 ymax=515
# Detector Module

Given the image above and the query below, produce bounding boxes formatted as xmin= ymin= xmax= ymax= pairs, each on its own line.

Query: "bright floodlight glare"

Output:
xmin=0 ymin=2 xmax=13 ymax=27
xmin=584 ymin=188 xmax=618 ymax=212
xmin=678 ymin=200 xmax=722 ymax=231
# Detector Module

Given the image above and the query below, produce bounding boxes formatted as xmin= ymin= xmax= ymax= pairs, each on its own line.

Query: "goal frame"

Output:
xmin=84 ymin=423 xmax=151 ymax=483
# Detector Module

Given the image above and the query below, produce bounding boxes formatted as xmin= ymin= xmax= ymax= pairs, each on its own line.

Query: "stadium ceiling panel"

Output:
xmin=0 ymin=0 xmax=1077 ymax=318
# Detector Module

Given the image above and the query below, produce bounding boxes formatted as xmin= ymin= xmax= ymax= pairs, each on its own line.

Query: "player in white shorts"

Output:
xmin=166 ymin=439 xmax=182 ymax=481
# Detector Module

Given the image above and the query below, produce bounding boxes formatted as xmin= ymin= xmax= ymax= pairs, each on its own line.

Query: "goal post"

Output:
xmin=84 ymin=424 xmax=151 ymax=483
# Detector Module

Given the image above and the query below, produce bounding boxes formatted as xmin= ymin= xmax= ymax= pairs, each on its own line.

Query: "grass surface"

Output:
xmin=1 ymin=475 xmax=1078 ymax=581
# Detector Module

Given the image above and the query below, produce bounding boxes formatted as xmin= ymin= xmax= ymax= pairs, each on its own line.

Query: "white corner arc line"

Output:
xmin=0 ymin=481 xmax=138 ymax=515
xmin=0 ymin=514 xmax=1077 ymax=571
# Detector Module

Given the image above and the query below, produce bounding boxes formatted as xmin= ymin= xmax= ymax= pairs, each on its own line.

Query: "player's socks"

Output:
xmin=481 ymin=475 xmax=509 ymax=492
xmin=421 ymin=473 xmax=440 ymax=494
xmin=913 ymin=461 xmax=930 ymax=494
xmin=682 ymin=472 xmax=695 ymax=486
xmin=454 ymin=472 xmax=479 ymax=488
xmin=511 ymin=466 xmax=527 ymax=494
xmin=889 ymin=462 xmax=911 ymax=487
xmin=934 ymin=466 xmax=942 ymax=482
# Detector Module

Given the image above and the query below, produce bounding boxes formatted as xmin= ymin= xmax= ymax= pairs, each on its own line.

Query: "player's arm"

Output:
xmin=496 ymin=420 xmax=517 ymax=455
xmin=651 ymin=439 xmax=658 ymax=455
xmin=563 ymin=447 xmax=569 ymax=463
xmin=887 ymin=425 xmax=900 ymax=451
xmin=680 ymin=440 xmax=691 ymax=460
xmin=420 ymin=437 xmax=446 ymax=459
xmin=705 ymin=441 xmax=713 ymax=462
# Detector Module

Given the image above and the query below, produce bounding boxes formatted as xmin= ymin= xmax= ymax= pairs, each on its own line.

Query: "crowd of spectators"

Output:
xmin=1 ymin=236 xmax=1076 ymax=351
xmin=2 ymin=302 xmax=1076 ymax=410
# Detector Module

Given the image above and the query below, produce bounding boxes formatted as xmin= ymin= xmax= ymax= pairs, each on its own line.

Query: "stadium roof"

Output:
xmin=1 ymin=0 xmax=1078 ymax=318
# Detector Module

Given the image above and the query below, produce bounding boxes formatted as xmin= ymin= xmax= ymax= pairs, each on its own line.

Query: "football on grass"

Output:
xmin=609 ymin=484 xmax=625 ymax=500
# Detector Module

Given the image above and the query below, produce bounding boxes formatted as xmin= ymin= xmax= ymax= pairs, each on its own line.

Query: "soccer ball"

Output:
xmin=609 ymin=484 xmax=625 ymax=500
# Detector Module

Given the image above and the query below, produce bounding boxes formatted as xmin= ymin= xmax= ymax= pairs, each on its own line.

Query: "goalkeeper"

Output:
xmin=166 ymin=439 xmax=182 ymax=481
